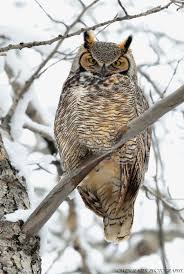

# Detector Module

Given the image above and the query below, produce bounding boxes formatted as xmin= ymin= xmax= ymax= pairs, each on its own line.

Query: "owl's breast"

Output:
xmin=75 ymin=77 xmax=138 ymax=152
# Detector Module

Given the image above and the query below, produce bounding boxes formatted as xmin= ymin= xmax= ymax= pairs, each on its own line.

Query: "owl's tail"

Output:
xmin=103 ymin=201 xmax=134 ymax=243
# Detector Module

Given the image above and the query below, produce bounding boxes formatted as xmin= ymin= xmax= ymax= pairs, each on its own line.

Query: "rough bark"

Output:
xmin=0 ymin=135 xmax=41 ymax=273
xmin=0 ymin=221 xmax=41 ymax=274
xmin=0 ymin=135 xmax=29 ymax=217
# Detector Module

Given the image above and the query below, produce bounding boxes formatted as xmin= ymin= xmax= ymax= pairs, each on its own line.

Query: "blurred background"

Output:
xmin=0 ymin=0 xmax=184 ymax=273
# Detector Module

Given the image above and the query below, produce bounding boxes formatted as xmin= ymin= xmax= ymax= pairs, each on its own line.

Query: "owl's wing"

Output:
xmin=78 ymin=185 xmax=105 ymax=217
xmin=116 ymin=86 xmax=151 ymax=205
xmin=144 ymin=125 xmax=152 ymax=171
xmin=103 ymin=129 xmax=151 ymax=242
xmin=54 ymin=74 xmax=89 ymax=172
xmin=116 ymin=136 xmax=145 ymax=214
xmin=138 ymin=86 xmax=152 ymax=171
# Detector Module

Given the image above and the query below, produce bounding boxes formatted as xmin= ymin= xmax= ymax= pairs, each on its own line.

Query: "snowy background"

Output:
xmin=0 ymin=0 xmax=184 ymax=273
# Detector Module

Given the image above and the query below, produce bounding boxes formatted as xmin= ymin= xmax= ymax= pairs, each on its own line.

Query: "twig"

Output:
xmin=33 ymin=0 xmax=67 ymax=27
xmin=154 ymin=149 xmax=168 ymax=273
xmin=151 ymin=122 xmax=168 ymax=273
xmin=22 ymin=85 xmax=184 ymax=236
xmin=142 ymin=184 xmax=184 ymax=222
xmin=161 ymin=57 xmax=184 ymax=97
xmin=45 ymin=238 xmax=72 ymax=274
xmin=36 ymin=49 xmax=78 ymax=78
xmin=96 ymin=13 xmax=118 ymax=36
xmin=73 ymin=238 xmax=92 ymax=274
xmin=1 ymin=0 xmax=98 ymax=132
xmin=112 ymin=227 xmax=184 ymax=265
xmin=171 ymin=0 xmax=184 ymax=10
xmin=78 ymin=0 xmax=86 ymax=9
xmin=23 ymin=117 xmax=54 ymax=142
xmin=139 ymin=68 xmax=162 ymax=97
xmin=155 ymin=181 xmax=168 ymax=274
xmin=152 ymin=127 xmax=165 ymax=183
xmin=1 ymin=39 xmax=64 ymax=132
xmin=68 ymin=0 xmax=100 ymax=30
xmin=117 ymin=0 xmax=129 ymax=15
xmin=129 ymin=228 xmax=184 ymax=241
xmin=0 ymin=2 xmax=173 ymax=54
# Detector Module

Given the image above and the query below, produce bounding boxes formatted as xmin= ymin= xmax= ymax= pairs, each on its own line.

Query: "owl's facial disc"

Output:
xmin=80 ymin=31 xmax=132 ymax=76
xmin=79 ymin=51 xmax=130 ymax=76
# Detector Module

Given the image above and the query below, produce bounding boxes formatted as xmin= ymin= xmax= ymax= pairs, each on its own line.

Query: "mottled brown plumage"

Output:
xmin=54 ymin=31 xmax=151 ymax=242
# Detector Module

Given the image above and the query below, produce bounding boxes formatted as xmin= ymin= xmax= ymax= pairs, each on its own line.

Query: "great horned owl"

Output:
xmin=54 ymin=31 xmax=151 ymax=242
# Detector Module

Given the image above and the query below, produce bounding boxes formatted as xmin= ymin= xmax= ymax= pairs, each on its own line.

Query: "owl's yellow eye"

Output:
xmin=88 ymin=56 xmax=97 ymax=65
xmin=80 ymin=52 xmax=98 ymax=71
xmin=111 ymin=57 xmax=129 ymax=72
xmin=112 ymin=60 xmax=122 ymax=67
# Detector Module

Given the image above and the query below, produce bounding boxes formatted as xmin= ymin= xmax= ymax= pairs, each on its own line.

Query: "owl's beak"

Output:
xmin=101 ymin=64 xmax=107 ymax=77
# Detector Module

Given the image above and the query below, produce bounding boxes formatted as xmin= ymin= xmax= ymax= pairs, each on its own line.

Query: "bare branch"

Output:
xmin=73 ymin=238 xmax=92 ymax=274
xmin=142 ymin=184 xmax=184 ymax=222
xmin=45 ymin=237 xmax=72 ymax=273
xmin=96 ymin=13 xmax=118 ymax=36
xmin=1 ymin=0 xmax=97 ymax=132
xmin=156 ymin=196 xmax=169 ymax=273
xmin=117 ymin=0 xmax=129 ymax=15
xmin=161 ymin=57 xmax=184 ymax=97
xmin=68 ymin=0 xmax=100 ymax=29
xmin=23 ymin=117 xmax=54 ymax=142
xmin=139 ymin=67 xmax=162 ymax=97
xmin=112 ymin=227 xmax=184 ymax=265
xmin=0 ymin=2 xmax=173 ymax=54
xmin=171 ymin=0 xmax=184 ymax=10
xmin=1 ymin=39 xmax=64 ymax=132
xmin=22 ymin=85 xmax=184 ymax=236
xmin=154 ymin=171 xmax=168 ymax=272
xmin=149 ymin=124 xmax=168 ymax=272
xmin=78 ymin=0 xmax=86 ymax=9
xmin=33 ymin=0 xmax=67 ymax=27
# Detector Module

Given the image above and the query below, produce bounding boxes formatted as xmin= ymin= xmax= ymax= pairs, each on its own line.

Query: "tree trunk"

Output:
xmin=0 ymin=135 xmax=41 ymax=273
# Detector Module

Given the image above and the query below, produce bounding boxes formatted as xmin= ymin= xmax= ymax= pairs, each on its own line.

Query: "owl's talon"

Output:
xmin=114 ymin=125 xmax=129 ymax=143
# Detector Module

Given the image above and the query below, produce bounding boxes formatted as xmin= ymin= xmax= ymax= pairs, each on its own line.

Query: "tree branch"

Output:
xmin=117 ymin=0 xmax=129 ymax=16
xmin=0 ymin=2 xmax=172 ymax=54
xmin=1 ymin=0 xmax=98 ymax=133
xmin=33 ymin=0 xmax=67 ymax=27
xmin=22 ymin=84 xmax=184 ymax=236
xmin=142 ymin=184 xmax=184 ymax=222
xmin=111 ymin=227 xmax=184 ymax=265
xmin=0 ymin=135 xmax=29 ymax=216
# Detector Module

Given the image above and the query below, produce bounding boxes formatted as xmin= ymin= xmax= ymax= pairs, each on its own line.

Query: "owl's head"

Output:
xmin=71 ymin=31 xmax=137 ymax=81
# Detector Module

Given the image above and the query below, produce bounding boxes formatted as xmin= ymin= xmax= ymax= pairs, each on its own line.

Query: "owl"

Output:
xmin=54 ymin=31 xmax=151 ymax=243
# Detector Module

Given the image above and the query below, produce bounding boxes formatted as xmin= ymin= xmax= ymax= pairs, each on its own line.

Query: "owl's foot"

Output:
xmin=114 ymin=125 xmax=129 ymax=144
xmin=79 ymin=146 xmax=92 ymax=161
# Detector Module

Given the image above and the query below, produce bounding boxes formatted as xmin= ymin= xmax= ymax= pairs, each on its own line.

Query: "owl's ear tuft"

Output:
xmin=83 ymin=31 xmax=97 ymax=49
xmin=119 ymin=35 xmax=133 ymax=53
